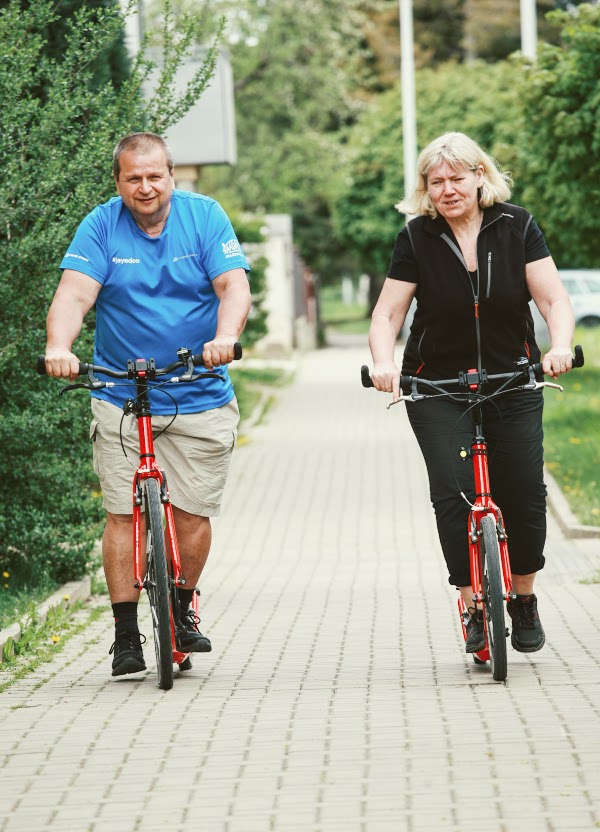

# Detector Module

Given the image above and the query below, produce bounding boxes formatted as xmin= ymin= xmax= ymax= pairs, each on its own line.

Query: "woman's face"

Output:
xmin=426 ymin=161 xmax=484 ymax=222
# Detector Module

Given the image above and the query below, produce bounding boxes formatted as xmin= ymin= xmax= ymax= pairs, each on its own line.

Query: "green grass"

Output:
xmin=229 ymin=365 xmax=292 ymax=426
xmin=320 ymin=283 xmax=370 ymax=334
xmin=0 ymin=576 xmax=60 ymax=632
xmin=543 ymin=327 xmax=600 ymax=526
xmin=0 ymin=599 xmax=109 ymax=692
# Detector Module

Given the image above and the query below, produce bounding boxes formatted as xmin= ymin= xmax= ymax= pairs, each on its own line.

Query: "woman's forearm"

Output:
xmin=545 ymin=296 xmax=575 ymax=349
xmin=369 ymin=314 xmax=399 ymax=364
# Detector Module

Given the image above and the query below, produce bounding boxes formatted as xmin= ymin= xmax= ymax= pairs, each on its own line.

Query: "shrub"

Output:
xmin=0 ymin=0 xmax=223 ymax=587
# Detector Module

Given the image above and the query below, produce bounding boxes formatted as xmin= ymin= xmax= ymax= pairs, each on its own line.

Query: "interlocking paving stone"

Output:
xmin=0 ymin=343 xmax=599 ymax=832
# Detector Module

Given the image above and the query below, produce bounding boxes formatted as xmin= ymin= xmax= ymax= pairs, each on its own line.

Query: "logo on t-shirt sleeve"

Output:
xmin=64 ymin=252 xmax=90 ymax=262
xmin=222 ymin=239 xmax=242 ymax=258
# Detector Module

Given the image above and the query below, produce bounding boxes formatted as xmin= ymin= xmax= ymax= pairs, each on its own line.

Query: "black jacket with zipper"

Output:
xmin=387 ymin=202 xmax=550 ymax=380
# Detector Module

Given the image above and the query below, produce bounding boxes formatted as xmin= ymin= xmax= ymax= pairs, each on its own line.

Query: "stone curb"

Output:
xmin=0 ymin=575 xmax=92 ymax=663
xmin=237 ymin=355 xmax=298 ymax=433
xmin=545 ymin=466 xmax=600 ymax=539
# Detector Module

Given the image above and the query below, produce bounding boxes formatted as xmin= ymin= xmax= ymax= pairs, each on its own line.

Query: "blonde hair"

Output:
xmin=396 ymin=132 xmax=512 ymax=218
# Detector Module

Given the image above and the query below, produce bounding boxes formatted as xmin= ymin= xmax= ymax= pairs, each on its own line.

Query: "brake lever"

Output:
xmin=59 ymin=382 xmax=94 ymax=395
xmin=386 ymin=397 xmax=405 ymax=409
xmin=534 ymin=381 xmax=564 ymax=392
xmin=58 ymin=379 xmax=111 ymax=395
xmin=169 ymin=371 xmax=226 ymax=383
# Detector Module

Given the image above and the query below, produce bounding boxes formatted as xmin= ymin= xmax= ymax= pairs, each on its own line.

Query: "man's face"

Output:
xmin=114 ymin=146 xmax=174 ymax=228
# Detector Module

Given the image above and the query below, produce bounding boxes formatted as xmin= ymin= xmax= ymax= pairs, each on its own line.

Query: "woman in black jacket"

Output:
xmin=369 ymin=132 xmax=575 ymax=654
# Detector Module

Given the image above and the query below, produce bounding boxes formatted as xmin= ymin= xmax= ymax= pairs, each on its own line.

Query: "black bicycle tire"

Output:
xmin=480 ymin=515 xmax=508 ymax=682
xmin=144 ymin=478 xmax=174 ymax=691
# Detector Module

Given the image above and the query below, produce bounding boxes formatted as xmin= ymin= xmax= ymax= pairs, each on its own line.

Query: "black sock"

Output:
xmin=177 ymin=588 xmax=195 ymax=618
xmin=112 ymin=601 xmax=139 ymax=635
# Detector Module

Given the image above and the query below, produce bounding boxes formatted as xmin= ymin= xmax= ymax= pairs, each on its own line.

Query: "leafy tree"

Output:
xmin=0 ymin=0 xmax=223 ymax=587
xmin=332 ymin=60 xmax=521 ymax=302
xmin=202 ymin=0 xmax=371 ymax=278
xmin=510 ymin=3 xmax=600 ymax=267
xmin=463 ymin=0 xmax=591 ymax=61
xmin=145 ymin=0 xmax=376 ymax=277
xmin=0 ymin=0 xmax=131 ymax=90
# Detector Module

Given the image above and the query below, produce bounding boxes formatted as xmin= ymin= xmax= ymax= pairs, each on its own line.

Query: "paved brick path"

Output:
xmin=1 ymin=342 xmax=599 ymax=832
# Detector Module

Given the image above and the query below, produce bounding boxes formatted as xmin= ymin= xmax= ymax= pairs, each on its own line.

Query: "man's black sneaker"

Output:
xmin=177 ymin=609 xmax=212 ymax=653
xmin=465 ymin=608 xmax=486 ymax=653
xmin=109 ymin=631 xmax=147 ymax=676
xmin=507 ymin=593 xmax=545 ymax=653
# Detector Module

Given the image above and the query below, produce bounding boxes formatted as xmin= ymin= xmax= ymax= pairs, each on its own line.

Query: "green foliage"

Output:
xmin=334 ymin=4 xmax=600 ymax=284
xmin=0 ymin=0 xmax=131 ymax=91
xmin=332 ymin=60 xmax=521 ymax=281
xmin=413 ymin=0 xmax=466 ymax=64
xmin=0 ymin=0 xmax=222 ymax=590
xmin=510 ymin=3 xmax=600 ymax=268
xmin=195 ymin=0 xmax=372 ymax=277
xmin=543 ymin=327 xmax=600 ymax=526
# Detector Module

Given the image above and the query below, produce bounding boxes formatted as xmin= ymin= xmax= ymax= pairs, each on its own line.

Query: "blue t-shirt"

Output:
xmin=60 ymin=190 xmax=250 ymax=414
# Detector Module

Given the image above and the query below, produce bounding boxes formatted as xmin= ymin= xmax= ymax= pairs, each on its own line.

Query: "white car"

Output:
xmin=531 ymin=269 xmax=600 ymax=345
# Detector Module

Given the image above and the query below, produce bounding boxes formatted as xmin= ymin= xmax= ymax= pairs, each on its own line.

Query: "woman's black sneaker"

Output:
xmin=109 ymin=631 xmax=147 ymax=676
xmin=465 ymin=608 xmax=485 ymax=653
xmin=507 ymin=594 xmax=545 ymax=653
xmin=177 ymin=609 xmax=212 ymax=653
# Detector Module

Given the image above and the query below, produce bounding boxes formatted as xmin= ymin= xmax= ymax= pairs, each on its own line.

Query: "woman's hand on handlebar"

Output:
xmin=44 ymin=347 xmax=81 ymax=381
xmin=371 ymin=361 xmax=402 ymax=403
xmin=542 ymin=346 xmax=573 ymax=380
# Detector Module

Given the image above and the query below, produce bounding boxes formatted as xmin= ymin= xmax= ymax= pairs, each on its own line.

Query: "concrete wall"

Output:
xmin=249 ymin=215 xmax=317 ymax=356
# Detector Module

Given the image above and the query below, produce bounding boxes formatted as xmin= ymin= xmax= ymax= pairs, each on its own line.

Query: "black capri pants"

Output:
xmin=406 ymin=390 xmax=546 ymax=587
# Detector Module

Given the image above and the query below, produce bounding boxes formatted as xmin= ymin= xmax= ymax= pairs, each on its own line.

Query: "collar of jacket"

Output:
xmin=421 ymin=202 xmax=506 ymax=237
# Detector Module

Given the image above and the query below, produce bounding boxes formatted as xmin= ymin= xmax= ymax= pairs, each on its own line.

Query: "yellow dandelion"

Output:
xmin=63 ymin=594 xmax=70 ymax=602
xmin=51 ymin=635 xmax=60 ymax=644
xmin=2 ymin=571 xmax=9 ymax=578
xmin=569 ymin=437 xmax=581 ymax=444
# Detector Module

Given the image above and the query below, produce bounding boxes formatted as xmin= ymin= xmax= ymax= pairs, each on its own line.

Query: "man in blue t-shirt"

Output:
xmin=44 ymin=132 xmax=252 ymax=677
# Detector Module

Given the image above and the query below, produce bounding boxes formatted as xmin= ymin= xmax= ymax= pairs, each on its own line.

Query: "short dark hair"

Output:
xmin=112 ymin=132 xmax=174 ymax=179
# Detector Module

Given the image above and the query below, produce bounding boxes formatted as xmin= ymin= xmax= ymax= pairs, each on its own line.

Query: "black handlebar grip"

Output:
xmin=361 ymin=365 xmax=374 ymax=388
xmin=36 ymin=356 xmax=88 ymax=376
xmin=191 ymin=341 xmax=243 ymax=367
xmin=573 ymin=344 xmax=584 ymax=368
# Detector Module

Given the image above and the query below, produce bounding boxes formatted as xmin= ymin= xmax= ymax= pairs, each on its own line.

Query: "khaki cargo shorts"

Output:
xmin=90 ymin=397 xmax=239 ymax=517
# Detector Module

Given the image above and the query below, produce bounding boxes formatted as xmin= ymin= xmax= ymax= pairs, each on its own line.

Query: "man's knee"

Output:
xmin=172 ymin=506 xmax=210 ymax=530
xmin=105 ymin=512 xmax=133 ymax=528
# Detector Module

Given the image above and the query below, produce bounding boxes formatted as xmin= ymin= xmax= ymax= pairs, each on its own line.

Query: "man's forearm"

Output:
xmin=215 ymin=280 xmax=252 ymax=339
xmin=46 ymin=292 xmax=85 ymax=351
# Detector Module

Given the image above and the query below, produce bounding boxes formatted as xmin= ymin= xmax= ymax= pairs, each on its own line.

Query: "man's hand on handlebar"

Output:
xmin=44 ymin=347 xmax=81 ymax=382
xmin=202 ymin=336 xmax=239 ymax=372
xmin=371 ymin=361 xmax=402 ymax=403
xmin=542 ymin=346 xmax=574 ymax=380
